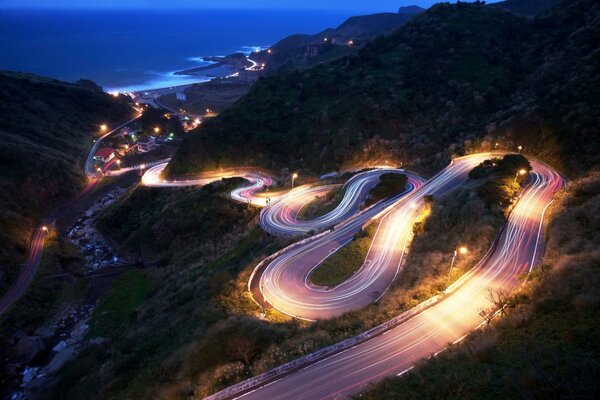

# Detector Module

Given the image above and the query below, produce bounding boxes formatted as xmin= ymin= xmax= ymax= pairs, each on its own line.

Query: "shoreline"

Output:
xmin=174 ymin=61 xmax=225 ymax=76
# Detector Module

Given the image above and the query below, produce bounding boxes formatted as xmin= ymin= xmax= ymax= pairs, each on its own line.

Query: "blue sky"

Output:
xmin=0 ymin=0 xmax=501 ymax=12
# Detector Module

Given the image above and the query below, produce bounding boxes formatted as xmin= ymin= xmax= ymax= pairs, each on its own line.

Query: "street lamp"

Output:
xmin=42 ymin=226 xmax=48 ymax=232
xmin=154 ymin=127 xmax=160 ymax=134
xmin=100 ymin=124 xmax=107 ymax=132
xmin=292 ymin=173 xmax=298 ymax=188
xmin=447 ymin=246 xmax=468 ymax=285
xmin=517 ymin=145 xmax=523 ymax=153
xmin=514 ymin=168 xmax=527 ymax=183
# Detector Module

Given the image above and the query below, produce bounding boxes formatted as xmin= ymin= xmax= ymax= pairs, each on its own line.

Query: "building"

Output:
xmin=137 ymin=136 xmax=157 ymax=153
xmin=119 ymin=127 xmax=134 ymax=137
xmin=94 ymin=147 xmax=115 ymax=163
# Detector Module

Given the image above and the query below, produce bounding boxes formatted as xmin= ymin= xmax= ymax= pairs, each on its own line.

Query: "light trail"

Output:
xmin=212 ymin=157 xmax=564 ymax=400
xmin=257 ymin=154 xmax=491 ymax=320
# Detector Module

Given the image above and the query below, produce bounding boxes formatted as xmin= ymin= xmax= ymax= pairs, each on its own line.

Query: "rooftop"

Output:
xmin=95 ymin=147 xmax=115 ymax=158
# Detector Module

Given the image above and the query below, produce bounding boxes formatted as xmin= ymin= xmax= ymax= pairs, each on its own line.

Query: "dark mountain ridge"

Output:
xmin=252 ymin=6 xmax=424 ymax=71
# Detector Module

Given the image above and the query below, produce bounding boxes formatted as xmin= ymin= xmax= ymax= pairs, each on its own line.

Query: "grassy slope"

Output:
xmin=310 ymin=224 xmax=377 ymax=287
xmin=0 ymin=71 xmax=132 ymax=289
xmin=358 ymin=172 xmax=600 ymax=400
xmin=51 ymin=180 xmax=293 ymax=400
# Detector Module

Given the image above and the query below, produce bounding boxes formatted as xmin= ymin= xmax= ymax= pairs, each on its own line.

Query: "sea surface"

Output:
xmin=0 ymin=9 xmax=353 ymax=92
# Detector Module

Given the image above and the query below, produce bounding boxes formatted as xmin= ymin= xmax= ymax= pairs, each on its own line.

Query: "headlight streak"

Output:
xmin=229 ymin=158 xmax=564 ymax=400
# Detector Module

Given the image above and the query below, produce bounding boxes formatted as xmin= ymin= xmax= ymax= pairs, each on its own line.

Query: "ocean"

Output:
xmin=0 ymin=9 xmax=353 ymax=92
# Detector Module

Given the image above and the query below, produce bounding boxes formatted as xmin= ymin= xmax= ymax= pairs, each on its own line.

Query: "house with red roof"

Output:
xmin=94 ymin=147 xmax=116 ymax=163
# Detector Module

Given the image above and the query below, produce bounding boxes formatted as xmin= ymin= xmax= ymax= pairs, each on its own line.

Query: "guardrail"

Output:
xmin=205 ymin=291 xmax=441 ymax=400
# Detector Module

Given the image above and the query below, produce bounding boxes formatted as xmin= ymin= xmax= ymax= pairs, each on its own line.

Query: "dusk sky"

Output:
xmin=0 ymin=0 xmax=501 ymax=12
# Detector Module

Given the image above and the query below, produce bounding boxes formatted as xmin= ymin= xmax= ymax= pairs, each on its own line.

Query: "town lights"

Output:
xmin=292 ymin=173 xmax=298 ymax=188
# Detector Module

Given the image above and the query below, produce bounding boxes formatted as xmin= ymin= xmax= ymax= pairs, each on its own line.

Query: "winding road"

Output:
xmin=140 ymin=152 xmax=564 ymax=400
xmin=2 ymin=107 xmax=565 ymax=400
xmin=227 ymin=159 xmax=564 ymax=400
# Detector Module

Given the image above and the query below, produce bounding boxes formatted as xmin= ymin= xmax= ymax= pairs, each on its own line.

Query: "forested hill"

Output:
xmin=493 ymin=0 xmax=563 ymax=17
xmin=0 ymin=71 xmax=132 ymax=290
xmin=166 ymin=0 xmax=599 ymax=180
xmin=251 ymin=7 xmax=424 ymax=71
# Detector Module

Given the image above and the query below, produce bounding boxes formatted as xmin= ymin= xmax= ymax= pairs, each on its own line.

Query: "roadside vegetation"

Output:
xmin=365 ymin=173 xmax=408 ymax=206
xmin=310 ymin=224 xmax=377 ymax=287
xmin=49 ymin=180 xmax=296 ymax=400
xmin=95 ymin=178 xmax=259 ymax=266
xmin=30 ymin=154 xmax=528 ymax=399
xmin=358 ymin=171 xmax=600 ymax=400
xmin=88 ymin=270 xmax=151 ymax=338
xmin=297 ymin=185 xmax=344 ymax=220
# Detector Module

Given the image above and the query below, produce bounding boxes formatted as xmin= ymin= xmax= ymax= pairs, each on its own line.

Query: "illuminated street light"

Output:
xmin=348 ymin=40 xmax=354 ymax=46
xmin=267 ymin=49 xmax=272 ymax=54
xmin=116 ymin=159 xmax=121 ymax=168
xmin=448 ymin=246 xmax=468 ymax=285
xmin=100 ymin=124 xmax=107 ymax=132
xmin=514 ymin=168 xmax=527 ymax=183
xmin=42 ymin=226 xmax=48 ymax=232
xmin=517 ymin=145 xmax=523 ymax=153
xmin=154 ymin=127 xmax=160 ymax=133
xmin=292 ymin=173 xmax=298 ymax=188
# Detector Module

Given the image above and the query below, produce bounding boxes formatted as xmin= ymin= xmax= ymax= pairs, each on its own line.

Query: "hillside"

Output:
xmin=0 ymin=71 xmax=132 ymax=290
xmin=251 ymin=7 xmax=422 ymax=71
xmin=359 ymin=170 xmax=600 ymax=400
xmin=494 ymin=0 xmax=563 ymax=17
xmin=166 ymin=0 xmax=599 ymax=179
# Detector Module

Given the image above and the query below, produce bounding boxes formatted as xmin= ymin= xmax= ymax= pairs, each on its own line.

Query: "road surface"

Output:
xmin=257 ymin=154 xmax=489 ymax=320
xmin=215 ymin=157 xmax=564 ymax=400
xmin=260 ymin=168 xmax=416 ymax=236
